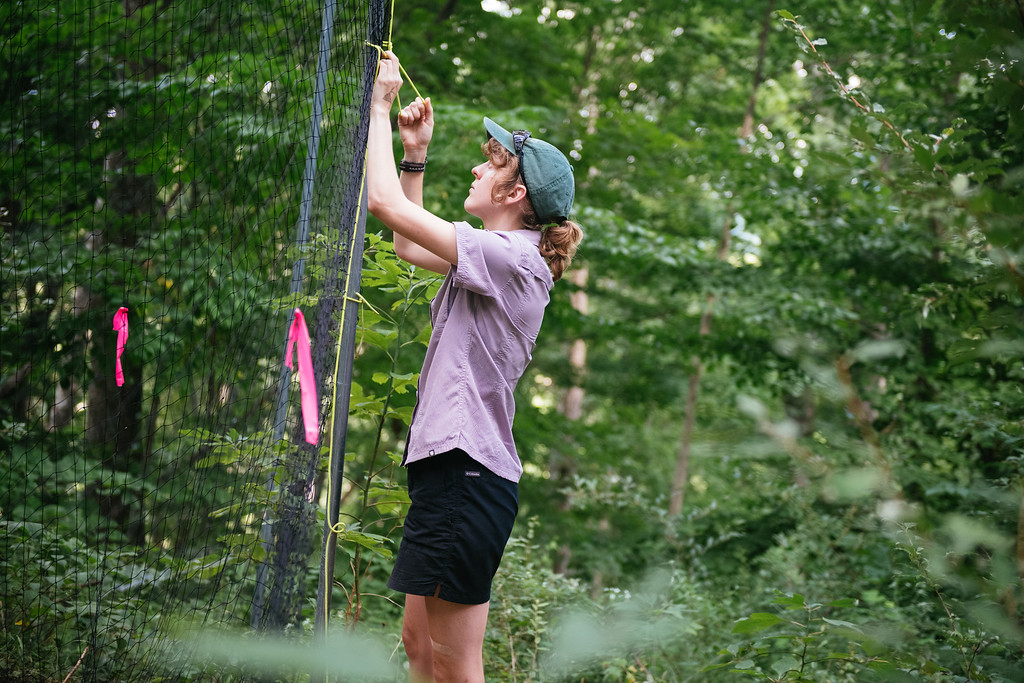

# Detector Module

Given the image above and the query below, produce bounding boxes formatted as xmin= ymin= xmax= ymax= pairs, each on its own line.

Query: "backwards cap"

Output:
xmin=484 ymin=117 xmax=575 ymax=224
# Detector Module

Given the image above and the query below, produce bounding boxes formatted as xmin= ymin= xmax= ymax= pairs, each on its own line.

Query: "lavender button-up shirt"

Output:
xmin=403 ymin=221 xmax=554 ymax=482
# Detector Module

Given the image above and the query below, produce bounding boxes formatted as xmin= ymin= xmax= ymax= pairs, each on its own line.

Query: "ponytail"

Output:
xmin=538 ymin=219 xmax=583 ymax=281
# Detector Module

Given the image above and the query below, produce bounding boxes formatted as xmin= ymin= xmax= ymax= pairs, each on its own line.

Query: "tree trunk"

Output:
xmin=669 ymin=217 xmax=731 ymax=518
xmin=741 ymin=1 xmax=776 ymax=138
xmin=670 ymin=5 xmax=774 ymax=518
xmin=83 ymin=149 xmax=154 ymax=540
xmin=1017 ymin=477 xmax=1024 ymax=573
xmin=669 ymin=360 xmax=702 ymax=517
xmin=0 ymin=363 xmax=33 ymax=421
xmin=562 ymin=270 xmax=589 ymax=422
xmin=552 ymin=265 xmax=589 ymax=576
xmin=48 ymin=378 xmax=78 ymax=430
xmin=552 ymin=21 xmax=601 ymax=576
xmin=86 ymin=151 xmax=152 ymax=462
xmin=86 ymin=301 xmax=144 ymax=465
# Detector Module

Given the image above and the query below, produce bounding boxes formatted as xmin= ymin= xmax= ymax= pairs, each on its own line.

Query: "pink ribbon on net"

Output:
xmin=285 ymin=308 xmax=319 ymax=445
xmin=112 ymin=307 xmax=129 ymax=387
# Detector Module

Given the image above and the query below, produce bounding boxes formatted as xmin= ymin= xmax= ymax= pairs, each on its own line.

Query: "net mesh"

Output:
xmin=2 ymin=0 xmax=389 ymax=679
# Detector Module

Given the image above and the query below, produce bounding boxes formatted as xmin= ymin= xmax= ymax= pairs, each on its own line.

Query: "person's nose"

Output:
xmin=471 ymin=163 xmax=485 ymax=179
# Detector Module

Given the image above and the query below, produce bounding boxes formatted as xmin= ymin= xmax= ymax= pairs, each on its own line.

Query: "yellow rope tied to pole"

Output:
xmin=365 ymin=41 xmax=426 ymax=106
xmin=321 ymin=161 xmax=367 ymax=541
xmin=332 ymin=23 xmax=426 ymax=542
xmin=318 ymin=0 xmax=427 ymax=636
xmin=367 ymin=0 xmax=427 ymax=109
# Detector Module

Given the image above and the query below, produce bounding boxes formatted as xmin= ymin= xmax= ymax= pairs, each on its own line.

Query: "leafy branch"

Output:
xmin=707 ymin=592 xmax=895 ymax=680
xmin=778 ymin=9 xmax=911 ymax=151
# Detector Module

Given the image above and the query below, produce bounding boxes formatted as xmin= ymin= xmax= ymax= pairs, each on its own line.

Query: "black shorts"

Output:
xmin=387 ymin=449 xmax=518 ymax=605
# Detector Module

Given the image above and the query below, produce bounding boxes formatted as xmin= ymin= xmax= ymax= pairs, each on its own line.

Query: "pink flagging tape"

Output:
xmin=285 ymin=308 xmax=319 ymax=444
xmin=113 ymin=307 xmax=129 ymax=387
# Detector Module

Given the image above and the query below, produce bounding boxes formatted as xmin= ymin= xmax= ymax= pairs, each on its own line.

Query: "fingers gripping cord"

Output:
xmin=367 ymin=0 xmax=426 ymax=105
xmin=365 ymin=40 xmax=425 ymax=106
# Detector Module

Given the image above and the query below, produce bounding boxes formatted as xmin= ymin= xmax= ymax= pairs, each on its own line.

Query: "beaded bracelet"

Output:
xmin=398 ymin=158 xmax=427 ymax=173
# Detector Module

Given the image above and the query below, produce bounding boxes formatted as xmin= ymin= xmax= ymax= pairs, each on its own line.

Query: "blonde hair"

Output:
xmin=482 ymin=138 xmax=583 ymax=281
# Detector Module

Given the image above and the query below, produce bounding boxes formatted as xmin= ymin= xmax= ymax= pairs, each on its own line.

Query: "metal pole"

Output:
xmin=313 ymin=183 xmax=368 ymax=640
xmin=251 ymin=0 xmax=338 ymax=630
xmin=312 ymin=4 xmax=389 ymax=676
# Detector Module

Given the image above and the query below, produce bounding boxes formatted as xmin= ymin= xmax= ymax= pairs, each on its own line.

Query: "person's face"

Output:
xmin=464 ymin=158 xmax=521 ymax=222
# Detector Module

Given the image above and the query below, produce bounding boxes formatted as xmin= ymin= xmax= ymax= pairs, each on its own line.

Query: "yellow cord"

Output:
xmin=323 ymin=157 xmax=368 ymax=542
xmin=364 ymin=41 xmax=426 ymax=107
xmin=319 ymin=143 xmax=368 ymax=635
xmin=322 ymin=0 xmax=427 ymax=623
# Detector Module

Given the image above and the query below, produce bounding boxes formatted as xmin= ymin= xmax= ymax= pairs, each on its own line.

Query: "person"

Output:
xmin=365 ymin=51 xmax=583 ymax=683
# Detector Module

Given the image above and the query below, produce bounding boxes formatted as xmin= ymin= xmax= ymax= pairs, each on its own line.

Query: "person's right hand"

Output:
xmin=371 ymin=50 xmax=402 ymax=114
xmin=398 ymin=96 xmax=433 ymax=158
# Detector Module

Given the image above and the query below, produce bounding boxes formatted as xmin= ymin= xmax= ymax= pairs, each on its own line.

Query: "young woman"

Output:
xmin=366 ymin=51 xmax=583 ymax=683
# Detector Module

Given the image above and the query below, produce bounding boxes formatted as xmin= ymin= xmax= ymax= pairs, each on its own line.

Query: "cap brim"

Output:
xmin=483 ymin=117 xmax=516 ymax=155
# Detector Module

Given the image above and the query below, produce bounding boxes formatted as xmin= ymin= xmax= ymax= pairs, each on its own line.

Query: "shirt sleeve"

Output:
xmin=451 ymin=221 xmax=521 ymax=298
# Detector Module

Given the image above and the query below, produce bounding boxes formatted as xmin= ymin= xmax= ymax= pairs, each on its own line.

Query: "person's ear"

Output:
xmin=505 ymin=183 xmax=528 ymax=205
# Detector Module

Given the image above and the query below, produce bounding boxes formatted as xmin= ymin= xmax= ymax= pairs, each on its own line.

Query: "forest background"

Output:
xmin=2 ymin=0 xmax=1024 ymax=681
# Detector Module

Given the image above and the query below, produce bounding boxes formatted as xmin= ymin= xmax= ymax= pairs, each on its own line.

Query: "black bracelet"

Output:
xmin=399 ymin=158 xmax=427 ymax=173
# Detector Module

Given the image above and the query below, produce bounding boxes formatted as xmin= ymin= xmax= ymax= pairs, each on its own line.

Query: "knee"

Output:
xmin=429 ymin=640 xmax=482 ymax=683
xmin=428 ymin=641 xmax=455 ymax=683
xmin=402 ymin=622 xmax=432 ymax=669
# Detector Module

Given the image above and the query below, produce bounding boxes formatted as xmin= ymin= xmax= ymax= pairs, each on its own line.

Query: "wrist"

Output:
xmin=399 ymin=157 xmax=427 ymax=173
xmin=401 ymin=149 xmax=428 ymax=163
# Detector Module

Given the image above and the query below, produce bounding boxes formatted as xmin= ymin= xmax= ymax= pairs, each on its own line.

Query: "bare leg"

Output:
xmin=423 ymin=596 xmax=489 ymax=683
xmin=402 ymin=595 xmax=434 ymax=682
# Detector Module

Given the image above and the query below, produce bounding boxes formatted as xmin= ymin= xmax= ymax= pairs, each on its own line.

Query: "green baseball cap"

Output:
xmin=484 ymin=117 xmax=575 ymax=223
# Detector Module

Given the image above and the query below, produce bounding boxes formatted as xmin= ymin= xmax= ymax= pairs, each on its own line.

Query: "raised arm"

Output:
xmin=366 ymin=52 xmax=455 ymax=274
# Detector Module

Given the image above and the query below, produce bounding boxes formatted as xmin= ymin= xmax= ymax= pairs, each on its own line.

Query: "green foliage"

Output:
xmin=5 ymin=0 xmax=1024 ymax=680
xmin=710 ymin=592 xmax=900 ymax=681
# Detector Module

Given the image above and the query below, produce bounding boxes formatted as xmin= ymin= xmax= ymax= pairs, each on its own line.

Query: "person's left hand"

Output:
xmin=371 ymin=50 xmax=402 ymax=113
xmin=398 ymin=97 xmax=433 ymax=157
